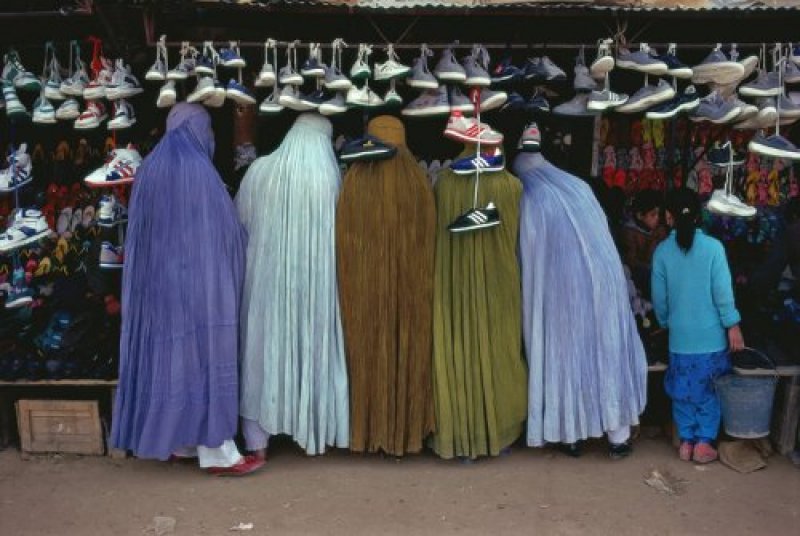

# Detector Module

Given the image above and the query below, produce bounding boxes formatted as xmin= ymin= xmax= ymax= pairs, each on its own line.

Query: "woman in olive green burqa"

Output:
xmin=431 ymin=143 xmax=528 ymax=459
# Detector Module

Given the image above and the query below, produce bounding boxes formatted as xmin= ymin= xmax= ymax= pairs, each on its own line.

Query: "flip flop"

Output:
xmin=35 ymin=257 xmax=51 ymax=277
xmin=56 ymin=208 xmax=73 ymax=236
xmin=70 ymin=207 xmax=82 ymax=232
xmin=82 ymin=205 xmax=95 ymax=228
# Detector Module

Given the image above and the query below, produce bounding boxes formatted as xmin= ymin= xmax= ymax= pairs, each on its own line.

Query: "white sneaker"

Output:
xmin=255 ymin=39 xmax=278 ymax=87
xmin=204 ymin=80 xmax=227 ymax=108
xmin=156 ymin=80 xmax=177 ymax=108
xmin=187 ymin=76 xmax=215 ymax=103
xmin=108 ymin=99 xmax=136 ymax=130
xmin=319 ymin=92 xmax=347 ymax=116
xmin=74 ymin=100 xmax=107 ymax=130
xmin=278 ymin=85 xmax=303 ymax=109
xmin=105 ymin=60 xmax=143 ymax=100
xmin=32 ymin=94 xmax=56 ymax=124
xmin=0 ymin=209 xmax=52 ymax=253
xmin=56 ymin=98 xmax=80 ymax=120
xmin=0 ymin=144 xmax=33 ymax=192
xmin=279 ymin=43 xmax=303 ymax=85
xmin=84 ymin=145 xmax=142 ymax=187
xmin=146 ymin=36 xmax=168 ymax=81
xmin=259 ymin=90 xmax=284 ymax=115
xmin=707 ymin=189 xmax=756 ymax=218
xmin=167 ymin=43 xmax=196 ymax=80
xmin=374 ymin=44 xmax=410 ymax=81
xmin=83 ymin=57 xmax=114 ymax=100
xmin=590 ymin=38 xmax=615 ymax=79
xmin=350 ymin=43 xmax=372 ymax=81
xmin=346 ymin=85 xmax=384 ymax=108
xmin=384 ymin=84 xmax=403 ymax=108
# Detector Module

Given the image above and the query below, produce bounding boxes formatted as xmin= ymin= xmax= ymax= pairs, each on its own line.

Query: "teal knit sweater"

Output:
xmin=652 ymin=230 xmax=741 ymax=354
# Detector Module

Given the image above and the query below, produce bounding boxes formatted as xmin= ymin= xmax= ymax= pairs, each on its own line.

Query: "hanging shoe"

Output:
xmin=43 ymin=45 xmax=65 ymax=101
xmin=75 ymin=101 xmax=107 ymax=130
xmin=300 ymin=42 xmax=327 ymax=78
xmin=105 ymin=60 xmax=143 ymax=100
xmin=167 ymin=43 xmax=196 ymax=80
xmin=339 ymin=135 xmax=397 ymax=163
xmin=99 ymin=242 xmax=124 ymax=269
xmin=574 ymin=58 xmax=598 ymax=92
xmin=616 ymin=43 xmax=668 ymax=75
xmin=60 ymin=52 xmax=90 ymax=97
xmin=491 ymin=52 xmax=523 ymax=84
xmin=449 ymin=148 xmax=505 ymax=175
xmin=402 ymin=86 xmax=450 ymax=117
xmin=156 ymin=80 xmax=177 ymax=108
xmin=3 ymin=50 xmax=40 ymax=92
xmin=0 ymin=209 xmax=52 ymax=253
xmin=646 ymin=85 xmax=700 ymax=120
xmin=32 ymin=93 xmax=57 ymax=124
xmin=278 ymin=42 xmax=303 ymax=85
xmin=587 ymin=89 xmax=629 ymax=112
xmin=108 ymin=99 xmax=136 ymax=130
xmin=255 ymin=39 xmax=277 ymax=87
xmin=692 ymin=43 xmax=745 ymax=85
xmin=479 ymin=88 xmax=507 ymax=112
xmin=219 ymin=41 xmax=246 ymax=69
xmin=2 ymin=82 xmax=28 ymax=119
xmin=85 ymin=145 xmax=142 ymax=187
xmin=553 ymin=93 xmax=594 ymax=116
xmin=345 ymin=84 xmax=384 ymax=108
xmin=384 ymin=83 xmax=403 ymax=108
xmin=448 ymin=203 xmax=501 ymax=233
xmin=55 ymin=98 xmax=80 ymax=120
xmin=449 ymin=86 xmax=474 ymax=114
xmin=590 ymin=38 xmax=615 ymax=79
xmin=194 ymin=43 xmax=217 ymax=77
xmin=443 ymin=111 xmax=504 ymax=145
xmin=187 ymin=76 xmax=216 ymax=104
xmin=501 ymin=91 xmax=526 ymax=113
xmin=205 ymin=78 xmax=227 ymax=108
xmin=517 ymin=122 xmax=542 ymax=152
xmin=146 ymin=36 xmax=168 ymax=81
xmin=319 ymin=92 xmax=347 ymax=116
xmin=83 ymin=56 xmax=113 ymax=100
xmin=525 ymin=90 xmax=551 ymax=113
xmin=226 ymin=79 xmax=257 ymax=105
xmin=748 ymin=132 xmax=800 ymax=160
xmin=739 ymin=69 xmax=782 ymax=98
xmin=708 ymin=142 xmax=745 ymax=167
xmin=0 ymin=144 xmax=33 ymax=192
xmin=616 ymin=79 xmax=675 ymax=114
xmin=463 ymin=45 xmax=491 ymax=87
xmin=349 ymin=43 xmax=372 ymax=82
xmin=259 ymin=88 xmax=284 ymax=115
xmin=97 ymin=195 xmax=128 ymax=227
xmin=408 ymin=45 xmax=439 ymax=89
xmin=433 ymin=46 xmax=467 ymax=83
xmin=689 ymin=90 xmax=742 ymax=124
xmin=374 ymin=44 xmax=411 ymax=81
xmin=658 ymin=43 xmax=693 ymax=79
xmin=298 ymin=88 xmax=326 ymax=110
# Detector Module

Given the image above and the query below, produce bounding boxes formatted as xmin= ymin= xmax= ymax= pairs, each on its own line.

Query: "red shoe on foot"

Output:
xmin=207 ymin=455 xmax=265 ymax=477
xmin=679 ymin=441 xmax=694 ymax=462
xmin=692 ymin=442 xmax=718 ymax=464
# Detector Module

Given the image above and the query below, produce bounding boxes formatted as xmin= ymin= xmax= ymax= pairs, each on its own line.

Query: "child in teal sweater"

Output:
xmin=652 ymin=188 xmax=745 ymax=464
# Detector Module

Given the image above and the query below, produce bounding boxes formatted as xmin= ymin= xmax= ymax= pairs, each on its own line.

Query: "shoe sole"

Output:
xmin=259 ymin=105 xmax=284 ymax=115
xmin=452 ymin=165 xmax=504 ymax=175
xmin=707 ymin=199 xmax=756 ymax=218
xmin=407 ymin=80 xmax=440 ymax=90
xmin=340 ymin=149 xmax=395 ymax=162
xmin=44 ymin=89 xmax=64 ymax=100
xmin=99 ymin=262 xmax=123 ymax=269
xmin=465 ymin=77 xmax=491 ymax=87
xmin=166 ymin=73 xmax=188 ymax=81
xmin=97 ymin=219 xmax=127 ymax=228
xmin=56 ymin=111 xmax=80 ymax=120
xmin=481 ymin=94 xmax=508 ymax=112
xmin=587 ymin=97 xmax=629 ymax=111
xmin=667 ymin=67 xmax=694 ymax=79
xmin=319 ymin=104 xmax=347 ymax=115
xmin=748 ymin=139 xmax=800 ymax=160
xmin=255 ymin=76 xmax=276 ymax=88
xmin=617 ymin=90 xmax=675 ymax=113
xmin=590 ymin=57 xmax=615 ymax=78
xmin=108 ymin=118 xmax=137 ymax=130
xmin=450 ymin=103 xmax=474 ymax=114
xmin=374 ymin=70 xmax=412 ymax=81
xmin=187 ymin=87 xmax=215 ymax=103
xmin=738 ymin=86 xmax=782 ymax=98
xmin=194 ymin=67 xmax=215 ymax=76
xmin=85 ymin=176 xmax=134 ymax=188
xmin=401 ymin=105 xmax=451 ymax=117
xmin=223 ymin=60 xmax=246 ymax=69
xmin=0 ymin=229 xmax=53 ymax=253
xmin=75 ymin=119 xmax=104 ymax=130
xmin=145 ymin=73 xmax=166 ymax=82
xmin=690 ymin=107 xmax=742 ymax=124
xmin=785 ymin=76 xmax=800 ymax=84
xmin=5 ymin=295 xmax=33 ymax=308
xmin=443 ymin=128 xmax=503 ymax=145
xmin=615 ymin=60 xmax=668 ymax=75
xmin=279 ymin=77 xmax=304 ymax=86
xmin=0 ymin=177 xmax=33 ymax=193
xmin=83 ymin=89 xmax=106 ymax=100
xmin=692 ymin=63 xmax=746 ymax=85
xmin=645 ymin=98 xmax=700 ymax=119
xmin=300 ymin=69 xmax=326 ymax=77
xmin=226 ymin=90 xmax=257 ymax=105
xmin=519 ymin=141 xmax=541 ymax=151
xmin=156 ymin=95 xmax=177 ymax=109
xmin=33 ymin=116 xmax=57 ymax=125
xmin=435 ymin=72 xmax=467 ymax=83
xmin=448 ymin=220 xmax=500 ymax=233
xmin=324 ymin=81 xmax=352 ymax=91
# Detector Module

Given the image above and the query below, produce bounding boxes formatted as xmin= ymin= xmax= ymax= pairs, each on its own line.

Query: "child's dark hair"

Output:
xmin=667 ymin=188 xmax=701 ymax=253
xmin=632 ymin=189 xmax=662 ymax=217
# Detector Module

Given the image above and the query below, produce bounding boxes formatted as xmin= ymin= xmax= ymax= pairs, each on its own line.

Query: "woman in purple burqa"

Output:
xmin=111 ymin=104 xmax=262 ymax=474
xmin=514 ymin=151 xmax=648 ymax=456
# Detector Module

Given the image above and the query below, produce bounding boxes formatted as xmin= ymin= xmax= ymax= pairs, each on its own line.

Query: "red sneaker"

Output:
xmin=692 ymin=442 xmax=718 ymax=464
xmin=207 ymin=455 xmax=265 ymax=477
xmin=679 ymin=441 xmax=694 ymax=462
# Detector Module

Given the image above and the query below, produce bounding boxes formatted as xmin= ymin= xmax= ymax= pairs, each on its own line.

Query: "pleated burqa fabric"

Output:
xmin=336 ymin=116 xmax=436 ymax=456
xmin=236 ymin=113 xmax=349 ymax=455
xmin=112 ymin=103 xmax=246 ymax=460
xmin=431 ymin=152 xmax=528 ymax=459
xmin=514 ymin=152 xmax=648 ymax=447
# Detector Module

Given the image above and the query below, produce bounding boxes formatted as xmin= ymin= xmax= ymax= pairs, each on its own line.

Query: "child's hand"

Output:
xmin=728 ymin=325 xmax=745 ymax=353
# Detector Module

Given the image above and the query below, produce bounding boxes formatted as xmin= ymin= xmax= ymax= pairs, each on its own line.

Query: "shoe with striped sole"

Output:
xmin=448 ymin=203 xmax=501 ymax=233
xmin=450 ymin=148 xmax=504 ymax=174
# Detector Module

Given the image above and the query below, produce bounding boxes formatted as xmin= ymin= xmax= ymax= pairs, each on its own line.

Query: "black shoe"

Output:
xmin=339 ymin=135 xmax=396 ymax=163
xmin=558 ymin=442 xmax=582 ymax=458
xmin=609 ymin=442 xmax=633 ymax=460
xmin=708 ymin=141 xmax=746 ymax=168
xmin=448 ymin=203 xmax=500 ymax=233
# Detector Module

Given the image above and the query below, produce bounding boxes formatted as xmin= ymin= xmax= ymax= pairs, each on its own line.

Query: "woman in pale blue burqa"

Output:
xmin=236 ymin=113 xmax=349 ymax=457
xmin=514 ymin=151 xmax=648 ymax=456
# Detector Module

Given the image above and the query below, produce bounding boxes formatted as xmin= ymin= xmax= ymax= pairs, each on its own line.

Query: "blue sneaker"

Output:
xmin=748 ymin=132 xmax=800 ymax=160
xmin=646 ymin=85 xmax=700 ymax=119
xmin=226 ymin=79 xmax=256 ymax=105
xmin=491 ymin=54 xmax=523 ymax=84
xmin=219 ymin=42 xmax=246 ymax=68
xmin=99 ymin=241 xmax=124 ymax=269
xmin=526 ymin=90 xmax=551 ymax=113
xmin=5 ymin=267 xmax=33 ymax=309
xmin=194 ymin=54 xmax=215 ymax=76
xmin=657 ymin=44 xmax=693 ymax=79
xmin=500 ymin=91 xmax=525 ymax=113
xmin=450 ymin=148 xmax=505 ymax=175
xmin=339 ymin=135 xmax=396 ymax=163
xmin=616 ymin=44 xmax=668 ymax=75
xmin=300 ymin=43 xmax=327 ymax=78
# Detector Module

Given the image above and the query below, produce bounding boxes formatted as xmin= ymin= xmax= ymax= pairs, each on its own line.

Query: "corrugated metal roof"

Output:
xmin=194 ymin=0 xmax=800 ymax=10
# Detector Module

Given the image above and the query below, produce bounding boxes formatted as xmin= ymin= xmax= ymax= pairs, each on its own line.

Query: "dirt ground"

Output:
xmin=0 ymin=438 xmax=799 ymax=536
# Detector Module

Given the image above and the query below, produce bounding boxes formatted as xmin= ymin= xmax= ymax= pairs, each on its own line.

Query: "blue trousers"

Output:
xmin=665 ymin=351 xmax=731 ymax=443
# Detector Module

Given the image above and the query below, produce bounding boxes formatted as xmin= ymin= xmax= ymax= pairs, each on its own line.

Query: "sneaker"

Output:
xmin=0 ymin=144 xmax=33 ymax=192
xmin=748 ymin=132 xmax=800 ymax=160
xmin=678 ymin=441 xmax=694 ymax=462
xmin=500 ymin=91 xmax=526 ymax=113
xmin=156 ymin=80 xmax=177 ymax=108
xmin=346 ymin=84 xmax=384 ymax=108
xmin=32 ymin=95 xmax=56 ymax=124
xmin=587 ymin=89 xmax=628 ymax=111
xmin=692 ymin=44 xmax=745 ymax=85
xmin=491 ymin=53 xmax=523 ymax=84
xmin=300 ymin=43 xmax=327 ymax=78
xmin=2 ymin=83 xmax=27 ymax=118
xmin=324 ymin=40 xmax=353 ymax=91
xmin=167 ymin=44 xmax=196 ymax=80
xmin=350 ymin=43 xmax=372 ymax=81
xmin=108 ymin=99 xmax=136 ymax=130
xmin=784 ymin=60 xmax=800 ymax=85
xmin=443 ymin=111 xmax=503 ymax=145
xmin=708 ymin=142 xmax=746 ymax=167
xmin=278 ymin=63 xmax=303 ymax=86
xmin=97 ymin=195 xmax=128 ymax=227
xmin=219 ymin=42 xmax=246 ymax=69
xmin=692 ymin=442 xmax=718 ymax=464
xmin=226 ymin=79 xmax=257 ymax=105
xmin=574 ymin=63 xmax=598 ymax=92
xmin=450 ymin=147 xmax=505 ymax=174
xmin=463 ymin=45 xmax=491 ymax=87
xmin=60 ymin=60 xmax=90 ymax=97
xmin=689 ymin=91 xmax=741 ymax=124
xmin=85 ymin=146 xmax=142 ymax=187
xmin=277 ymin=85 xmax=302 ymax=109
xmin=145 ymin=37 xmax=168 ymax=81
xmin=187 ymin=76 xmax=215 ymax=103
xmin=339 ymin=135 xmax=397 ymax=162
xmin=0 ymin=209 xmax=52 ymax=253
xmin=56 ymin=98 xmax=80 ymax=120
xmin=658 ymin=44 xmax=693 ymax=79
xmin=204 ymin=79 xmax=227 ymax=109
xmin=646 ymin=85 xmax=700 ymax=119
xmin=526 ymin=90 xmax=551 ymax=113
xmin=207 ymin=455 xmax=264 ymax=477
xmin=83 ymin=57 xmax=113 ymax=100
xmin=518 ymin=122 xmax=542 ymax=152
xmin=791 ymin=43 xmax=800 ymax=66
xmin=74 ymin=100 xmax=107 ymax=130
xmin=384 ymin=85 xmax=403 ymax=108
xmin=374 ymin=44 xmax=410 ymax=81
xmin=3 ymin=51 xmax=40 ymax=92
xmin=707 ymin=189 xmax=757 ymax=218
xmin=616 ymin=80 xmax=675 ymax=114
xmin=105 ymin=60 xmax=143 ymax=100
xmin=590 ymin=38 xmax=615 ymax=79
xmin=99 ymin=242 xmax=124 ymax=269
xmin=433 ymin=47 xmax=467 ymax=83
xmin=255 ymin=39 xmax=278 ymax=87
xmin=44 ymin=52 xmax=65 ymax=101
xmin=616 ymin=44 xmax=668 ymax=75
xmin=479 ymin=88 xmax=508 ymax=112
xmin=319 ymin=92 xmax=347 ymax=116
xmin=553 ymin=93 xmax=594 ymax=116
xmin=259 ymin=90 xmax=284 ymax=115
xmin=401 ymin=86 xmax=450 ymax=117
xmin=735 ymin=97 xmax=778 ymax=130
xmin=608 ymin=442 xmax=633 ymax=460
xmin=525 ymin=56 xmax=567 ymax=82
xmin=449 ymin=86 xmax=474 ymax=114
xmin=779 ymin=93 xmax=800 ymax=119
xmin=298 ymin=89 xmax=326 ymax=109
xmin=408 ymin=46 xmax=439 ymax=89
xmin=448 ymin=203 xmax=500 ymax=233
xmin=739 ymin=70 xmax=782 ymax=97
xmin=5 ymin=267 xmax=33 ymax=309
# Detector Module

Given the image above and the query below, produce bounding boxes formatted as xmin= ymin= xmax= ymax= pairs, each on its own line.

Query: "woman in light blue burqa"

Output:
xmin=514 ymin=150 xmax=648 ymax=457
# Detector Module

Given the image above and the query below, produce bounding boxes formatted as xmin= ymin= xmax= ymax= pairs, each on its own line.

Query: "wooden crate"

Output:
xmin=15 ymin=400 xmax=104 ymax=456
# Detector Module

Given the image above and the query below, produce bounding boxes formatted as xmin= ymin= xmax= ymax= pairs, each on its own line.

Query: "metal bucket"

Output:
xmin=715 ymin=348 xmax=779 ymax=439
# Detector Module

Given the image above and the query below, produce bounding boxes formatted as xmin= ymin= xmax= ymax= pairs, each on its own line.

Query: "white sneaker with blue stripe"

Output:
xmin=449 ymin=148 xmax=505 ymax=175
xmin=0 ymin=208 xmax=52 ymax=252
xmin=0 ymin=144 xmax=33 ymax=192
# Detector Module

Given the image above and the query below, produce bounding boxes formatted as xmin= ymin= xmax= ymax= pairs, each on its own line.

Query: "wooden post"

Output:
xmin=774 ymin=376 xmax=800 ymax=455
xmin=107 ymin=386 xmax=127 ymax=459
